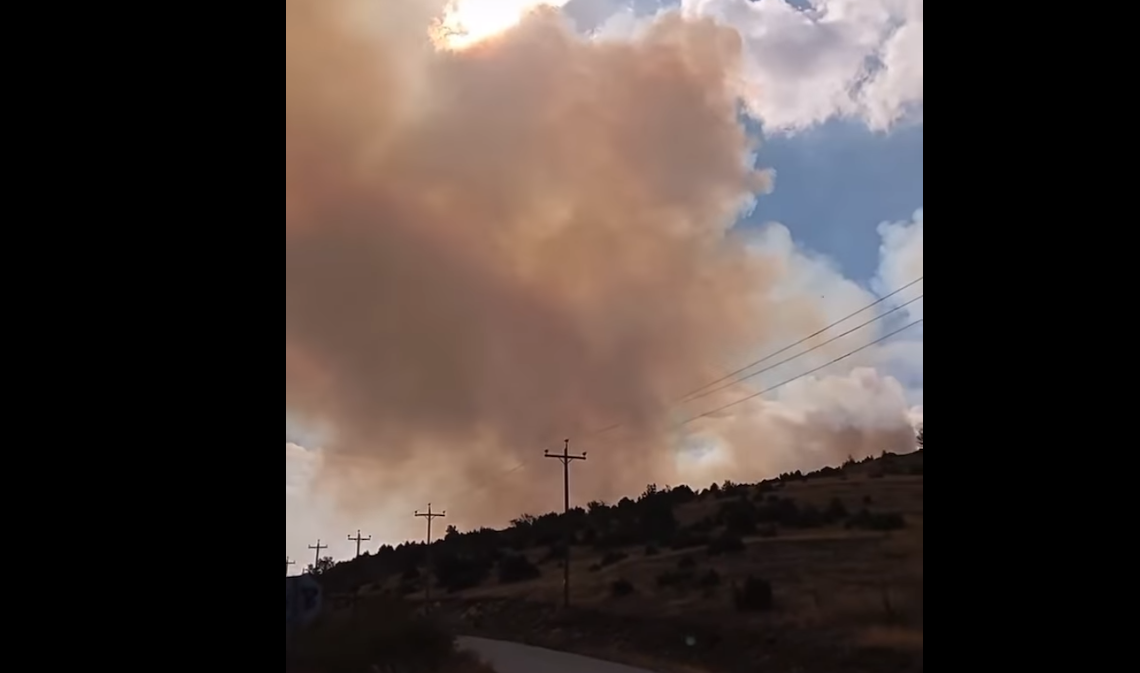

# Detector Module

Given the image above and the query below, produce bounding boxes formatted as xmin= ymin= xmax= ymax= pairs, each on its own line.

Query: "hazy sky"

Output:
xmin=286 ymin=0 xmax=923 ymax=566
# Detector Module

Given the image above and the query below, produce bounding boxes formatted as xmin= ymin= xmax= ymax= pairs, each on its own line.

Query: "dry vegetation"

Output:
xmin=286 ymin=596 xmax=495 ymax=673
xmin=314 ymin=449 xmax=924 ymax=673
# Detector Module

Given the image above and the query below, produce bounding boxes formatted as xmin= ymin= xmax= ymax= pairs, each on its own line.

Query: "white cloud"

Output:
xmin=870 ymin=208 xmax=923 ymax=402
xmin=680 ymin=0 xmax=923 ymax=132
xmin=875 ymin=208 xmax=924 ymax=321
xmin=286 ymin=443 xmax=317 ymax=496
xmin=677 ymin=208 xmax=924 ymax=479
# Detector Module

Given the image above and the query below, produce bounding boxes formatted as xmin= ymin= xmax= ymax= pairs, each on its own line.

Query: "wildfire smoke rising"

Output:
xmin=285 ymin=0 xmax=914 ymax=530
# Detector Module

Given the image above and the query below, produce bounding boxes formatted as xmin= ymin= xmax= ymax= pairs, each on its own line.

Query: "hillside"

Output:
xmin=318 ymin=448 xmax=924 ymax=673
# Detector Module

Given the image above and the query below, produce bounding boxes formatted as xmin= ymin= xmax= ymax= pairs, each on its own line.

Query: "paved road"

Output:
xmin=458 ymin=637 xmax=657 ymax=673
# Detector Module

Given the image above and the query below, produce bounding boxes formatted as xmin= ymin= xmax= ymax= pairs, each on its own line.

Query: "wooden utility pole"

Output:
xmin=308 ymin=540 xmax=327 ymax=570
xmin=415 ymin=504 xmax=446 ymax=604
xmin=545 ymin=438 xmax=586 ymax=609
xmin=348 ymin=530 xmax=372 ymax=559
xmin=286 ymin=556 xmax=295 ymax=576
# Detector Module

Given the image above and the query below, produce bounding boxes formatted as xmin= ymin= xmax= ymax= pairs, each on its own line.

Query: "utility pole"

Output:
xmin=286 ymin=556 xmax=295 ymax=576
xmin=415 ymin=504 xmax=446 ymax=604
xmin=308 ymin=540 xmax=327 ymax=570
xmin=545 ymin=438 xmax=586 ymax=609
xmin=348 ymin=530 xmax=372 ymax=559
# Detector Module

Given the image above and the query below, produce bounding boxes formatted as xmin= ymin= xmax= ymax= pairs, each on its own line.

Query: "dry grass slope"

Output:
xmin=323 ymin=450 xmax=923 ymax=673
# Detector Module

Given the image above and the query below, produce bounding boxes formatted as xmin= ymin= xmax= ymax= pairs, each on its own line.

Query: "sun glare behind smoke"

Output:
xmin=430 ymin=0 xmax=569 ymax=50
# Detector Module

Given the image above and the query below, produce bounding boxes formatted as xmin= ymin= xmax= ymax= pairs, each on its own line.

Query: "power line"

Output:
xmin=427 ymin=279 xmax=925 ymax=515
xmin=685 ymin=294 xmax=923 ymax=404
xmin=308 ymin=539 xmax=327 ymax=569
xmin=547 ymin=276 xmax=926 ymax=447
xmin=678 ymin=317 xmax=924 ymax=428
xmin=307 ymin=314 xmax=922 ymax=590
xmin=348 ymin=530 xmax=371 ymax=559
xmin=681 ymin=275 xmax=924 ymax=402
xmin=414 ymin=504 xmax=446 ymax=604
xmin=444 ymin=461 xmax=529 ymax=509
xmin=544 ymin=439 xmax=587 ymax=609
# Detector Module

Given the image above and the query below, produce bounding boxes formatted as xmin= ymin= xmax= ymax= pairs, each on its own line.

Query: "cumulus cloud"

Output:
xmin=661 ymin=216 xmax=923 ymax=486
xmin=680 ymin=0 xmax=923 ymax=131
xmin=876 ymin=208 xmax=924 ymax=320
xmin=286 ymin=443 xmax=316 ymax=496
xmin=521 ymin=1 xmax=923 ymax=132
xmin=285 ymin=0 xmax=922 ymax=545
xmin=870 ymin=209 xmax=923 ymax=407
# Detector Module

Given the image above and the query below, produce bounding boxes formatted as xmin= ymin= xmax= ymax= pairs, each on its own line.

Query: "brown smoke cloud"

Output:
xmin=285 ymin=0 xmax=912 ymax=533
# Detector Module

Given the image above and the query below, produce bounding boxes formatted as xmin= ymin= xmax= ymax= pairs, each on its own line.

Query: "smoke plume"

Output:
xmin=285 ymin=0 xmax=918 ymax=534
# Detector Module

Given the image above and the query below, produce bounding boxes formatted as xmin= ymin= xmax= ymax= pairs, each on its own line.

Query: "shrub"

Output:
xmin=434 ymin=553 xmax=491 ymax=593
xmin=671 ymin=531 xmax=712 ymax=551
xmin=644 ymin=545 xmax=660 ymax=557
xmin=734 ymin=576 xmax=774 ymax=612
xmin=689 ymin=517 xmax=717 ymax=533
xmin=699 ymin=569 xmax=722 ymax=588
xmin=600 ymin=551 xmax=629 ymax=568
xmin=498 ymin=554 xmax=540 ymax=584
xmin=287 ymin=597 xmax=473 ymax=673
xmin=757 ymin=525 xmax=779 ymax=539
xmin=539 ymin=544 xmax=568 ymax=565
xmin=755 ymin=498 xmax=812 ymax=527
xmin=720 ymin=500 xmax=759 ymax=536
xmin=678 ymin=556 xmax=697 ymax=570
xmin=594 ymin=530 xmax=639 ymax=550
xmin=825 ymin=497 xmax=850 ymax=522
xmin=708 ymin=533 xmax=746 ymax=557
xmin=611 ymin=579 xmax=635 ymax=598
xmin=657 ymin=570 xmax=695 ymax=588
xmin=640 ymin=503 xmax=680 ymax=542
xmin=847 ymin=510 xmax=906 ymax=532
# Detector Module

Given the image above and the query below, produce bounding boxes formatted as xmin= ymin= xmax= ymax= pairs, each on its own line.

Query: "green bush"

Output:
xmin=611 ymin=578 xmax=635 ymax=598
xmin=656 ymin=569 xmax=696 ymax=588
xmin=287 ymin=598 xmax=489 ymax=673
xmin=708 ymin=533 xmax=746 ymax=557
xmin=670 ymin=530 xmax=712 ymax=551
xmin=699 ymin=569 xmax=722 ymax=588
xmin=825 ymin=497 xmax=849 ymax=522
xmin=847 ymin=509 xmax=907 ymax=532
xmin=600 ymin=551 xmax=629 ymax=567
xmin=498 ymin=554 xmax=541 ymax=584
xmin=757 ymin=525 xmax=779 ymax=539
xmin=734 ymin=576 xmax=774 ymax=612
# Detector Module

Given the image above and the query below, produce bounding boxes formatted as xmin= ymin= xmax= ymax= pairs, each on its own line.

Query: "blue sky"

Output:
xmin=742 ymin=119 xmax=923 ymax=282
